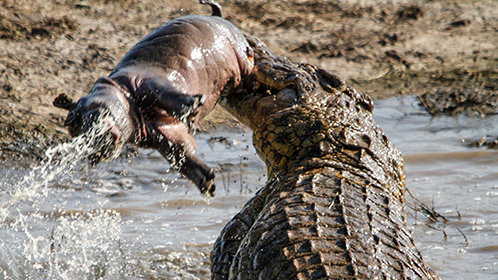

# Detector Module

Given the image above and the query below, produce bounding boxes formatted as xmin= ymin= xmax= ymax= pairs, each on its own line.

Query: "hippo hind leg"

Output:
xmin=156 ymin=124 xmax=216 ymax=196
xmin=160 ymin=146 xmax=216 ymax=196
xmin=138 ymin=79 xmax=205 ymax=129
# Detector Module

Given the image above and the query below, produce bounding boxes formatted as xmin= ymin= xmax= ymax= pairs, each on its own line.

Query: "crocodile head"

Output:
xmin=221 ymin=35 xmax=406 ymax=201
xmin=221 ymin=36 xmax=349 ymax=176
xmin=221 ymin=35 xmax=352 ymax=130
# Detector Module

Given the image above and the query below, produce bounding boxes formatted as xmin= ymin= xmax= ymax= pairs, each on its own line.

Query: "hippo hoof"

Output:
xmin=201 ymin=180 xmax=216 ymax=197
xmin=200 ymin=168 xmax=216 ymax=196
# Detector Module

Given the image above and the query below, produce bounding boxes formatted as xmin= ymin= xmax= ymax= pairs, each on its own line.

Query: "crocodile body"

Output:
xmin=211 ymin=36 xmax=438 ymax=279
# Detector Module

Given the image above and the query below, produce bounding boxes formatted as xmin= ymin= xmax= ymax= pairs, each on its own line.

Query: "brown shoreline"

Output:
xmin=1 ymin=0 xmax=496 ymax=162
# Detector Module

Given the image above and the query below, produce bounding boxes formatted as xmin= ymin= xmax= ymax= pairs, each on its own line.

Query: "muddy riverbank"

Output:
xmin=0 ymin=0 xmax=496 ymax=162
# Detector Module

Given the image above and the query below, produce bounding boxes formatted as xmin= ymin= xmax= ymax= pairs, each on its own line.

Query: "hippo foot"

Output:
xmin=190 ymin=165 xmax=216 ymax=197
xmin=199 ymin=168 xmax=216 ymax=196
xmin=172 ymin=151 xmax=216 ymax=197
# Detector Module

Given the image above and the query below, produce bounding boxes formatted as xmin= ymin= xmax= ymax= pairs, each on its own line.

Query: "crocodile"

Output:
xmin=211 ymin=36 xmax=439 ymax=279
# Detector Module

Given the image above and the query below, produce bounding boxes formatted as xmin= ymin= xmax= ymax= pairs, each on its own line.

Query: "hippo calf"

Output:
xmin=54 ymin=2 xmax=254 ymax=196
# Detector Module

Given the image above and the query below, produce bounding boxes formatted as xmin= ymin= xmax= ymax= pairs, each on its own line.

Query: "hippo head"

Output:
xmin=54 ymin=78 xmax=134 ymax=163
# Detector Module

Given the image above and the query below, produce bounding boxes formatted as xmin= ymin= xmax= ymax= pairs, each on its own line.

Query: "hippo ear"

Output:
xmin=53 ymin=94 xmax=77 ymax=111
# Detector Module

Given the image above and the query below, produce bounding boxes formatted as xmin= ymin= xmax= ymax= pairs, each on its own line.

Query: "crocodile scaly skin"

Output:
xmin=212 ymin=35 xmax=438 ymax=280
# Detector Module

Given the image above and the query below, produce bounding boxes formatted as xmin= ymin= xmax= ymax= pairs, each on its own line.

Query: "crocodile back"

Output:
xmin=227 ymin=169 xmax=432 ymax=279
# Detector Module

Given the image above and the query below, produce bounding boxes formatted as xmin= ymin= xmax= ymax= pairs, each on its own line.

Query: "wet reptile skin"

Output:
xmin=211 ymin=36 xmax=438 ymax=279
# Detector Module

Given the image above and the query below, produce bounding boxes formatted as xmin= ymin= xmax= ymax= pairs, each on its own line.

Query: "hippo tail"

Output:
xmin=199 ymin=0 xmax=222 ymax=17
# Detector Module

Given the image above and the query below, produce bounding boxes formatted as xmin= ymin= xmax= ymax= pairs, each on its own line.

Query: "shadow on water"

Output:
xmin=0 ymin=96 xmax=496 ymax=279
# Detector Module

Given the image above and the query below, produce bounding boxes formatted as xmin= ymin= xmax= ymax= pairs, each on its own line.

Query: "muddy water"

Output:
xmin=0 ymin=96 xmax=496 ymax=279
xmin=375 ymin=97 xmax=497 ymax=280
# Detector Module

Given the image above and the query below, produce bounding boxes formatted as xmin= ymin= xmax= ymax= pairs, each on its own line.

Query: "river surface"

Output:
xmin=0 ymin=96 xmax=496 ymax=279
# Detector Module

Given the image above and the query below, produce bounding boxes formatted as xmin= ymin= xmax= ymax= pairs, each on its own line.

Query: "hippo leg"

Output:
xmin=155 ymin=90 xmax=205 ymax=125
xmin=139 ymin=79 xmax=205 ymax=127
xmin=155 ymin=123 xmax=215 ymax=196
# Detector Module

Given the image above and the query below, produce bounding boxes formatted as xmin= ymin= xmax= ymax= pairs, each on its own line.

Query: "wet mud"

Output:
xmin=0 ymin=0 xmax=496 ymax=161
xmin=463 ymin=136 xmax=498 ymax=149
xmin=417 ymin=75 xmax=497 ymax=149
xmin=418 ymin=78 xmax=496 ymax=117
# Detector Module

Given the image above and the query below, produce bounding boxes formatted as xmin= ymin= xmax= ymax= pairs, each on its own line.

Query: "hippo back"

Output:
xmin=110 ymin=15 xmax=252 ymax=108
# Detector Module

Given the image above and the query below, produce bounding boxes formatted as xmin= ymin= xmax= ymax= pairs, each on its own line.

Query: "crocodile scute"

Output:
xmin=212 ymin=35 xmax=439 ymax=280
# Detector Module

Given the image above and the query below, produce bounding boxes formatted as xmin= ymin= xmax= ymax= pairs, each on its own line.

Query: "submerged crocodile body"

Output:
xmin=211 ymin=36 xmax=438 ymax=279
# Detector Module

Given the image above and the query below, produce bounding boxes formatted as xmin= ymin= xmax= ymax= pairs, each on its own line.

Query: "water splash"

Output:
xmin=0 ymin=115 xmax=126 ymax=279
xmin=0 ymin=115 xmax=120 ymax=222
xmin=0 ymin=210 xmax=124 ymax=280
